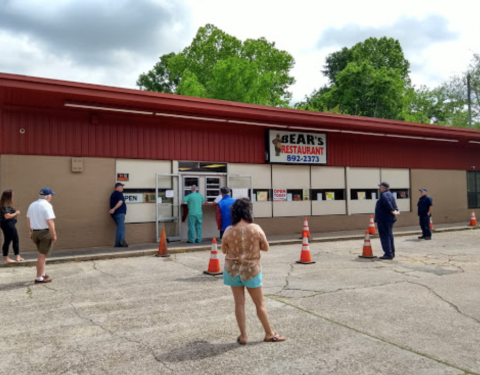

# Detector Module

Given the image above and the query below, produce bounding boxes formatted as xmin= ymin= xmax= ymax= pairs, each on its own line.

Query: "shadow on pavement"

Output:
xmin=156 ymin=340 xmax=260 ymax=362
xmin=174 ymin=275 xmax=223 ymax=283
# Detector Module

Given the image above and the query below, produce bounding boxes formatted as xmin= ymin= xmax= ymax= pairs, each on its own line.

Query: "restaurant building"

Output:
xmin=1 ymin=72 xmax=479 ymax=251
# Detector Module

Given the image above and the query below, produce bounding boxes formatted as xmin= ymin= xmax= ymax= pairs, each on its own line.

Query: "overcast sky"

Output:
xmin=0 ymin=0 xmax=478 ymax=104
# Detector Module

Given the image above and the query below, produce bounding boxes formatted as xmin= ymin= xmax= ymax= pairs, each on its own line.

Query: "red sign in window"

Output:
xmin=117 ymin=173 xmax=129 ymax=181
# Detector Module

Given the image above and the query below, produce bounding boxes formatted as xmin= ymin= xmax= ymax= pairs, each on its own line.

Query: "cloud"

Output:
xmin=0 ymin=0 xmax=191 ymax=67
xmin=316 ymin=14 xmax=459 ymax=52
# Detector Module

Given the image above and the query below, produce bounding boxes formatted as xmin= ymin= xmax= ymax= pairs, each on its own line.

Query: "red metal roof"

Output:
xmin=2 ymin=72 xmax=480 ymax=142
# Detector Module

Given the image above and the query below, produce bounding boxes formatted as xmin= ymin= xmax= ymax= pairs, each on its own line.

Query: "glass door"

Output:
xmin=155 ymin=174 xmax=181 ymax=242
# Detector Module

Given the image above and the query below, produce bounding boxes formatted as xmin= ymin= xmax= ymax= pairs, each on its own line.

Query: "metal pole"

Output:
xmin=467 ymin=74 xmax=472 ymax=129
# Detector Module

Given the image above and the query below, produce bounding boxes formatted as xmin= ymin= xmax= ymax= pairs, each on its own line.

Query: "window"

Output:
xmin=311 ymin=189 xmax=345 ymax=201
xmin=390 ymin=189 xmax=410 ymax=200
xmin=350 ymin=189 xmax=379 ymax=200
xmin=467 ymin=171 xmax=480 ymax=208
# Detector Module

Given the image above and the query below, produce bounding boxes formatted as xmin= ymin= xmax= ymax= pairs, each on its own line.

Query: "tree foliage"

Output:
xmin=302 ymin=37 xmax=410 ymax=120
xmin=137 ymin=24 xmax=295 ymax=106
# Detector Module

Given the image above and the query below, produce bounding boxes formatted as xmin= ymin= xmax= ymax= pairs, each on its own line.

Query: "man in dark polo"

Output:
xmin=374 ymin=182 xmax=400 ymax=260
xmin=109 ymin=182 xmax=128 ymax=247
xmin=417 ymin=188 xmax=433 ymax=240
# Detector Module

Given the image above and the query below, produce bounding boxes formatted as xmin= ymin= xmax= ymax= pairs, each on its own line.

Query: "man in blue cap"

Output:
xmin=374 ymin=182 xmax=400 ymax=260
xmin=417 ymin=188 xmax=433 ymax=240
xmin=26 ymin=188 xmax=57 ymax=284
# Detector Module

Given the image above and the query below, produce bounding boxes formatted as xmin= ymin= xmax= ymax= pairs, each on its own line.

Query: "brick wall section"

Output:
xmin=0 ymin=155 xmax=116 ymax=251
xmin=0 ymin=156 xmax=475 ymax=251
xmin=258 ymin=169 xmax=473 ymax=236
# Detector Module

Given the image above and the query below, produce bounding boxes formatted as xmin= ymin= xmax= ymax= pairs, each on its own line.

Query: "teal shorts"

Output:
xmin=223 ymin=271 xmax=263 ymax=288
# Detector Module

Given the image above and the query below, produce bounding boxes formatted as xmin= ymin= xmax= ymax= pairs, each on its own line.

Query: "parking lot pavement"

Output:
xmin=1 ymin=230 xmax=479 ymax=375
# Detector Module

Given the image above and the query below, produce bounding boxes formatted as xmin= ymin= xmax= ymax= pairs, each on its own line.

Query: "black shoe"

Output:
xmin=424 ymin=237 xmax=431 ymax=240
xmin=187 ymin=241 xmax=195 ymax=244
xmin=418 ymin=236 xmax=425 ymax=239
xmin=379 ymin=256 xmax=393 ymax=260
xmin=120 ymin=238 xmax=128 ymax=247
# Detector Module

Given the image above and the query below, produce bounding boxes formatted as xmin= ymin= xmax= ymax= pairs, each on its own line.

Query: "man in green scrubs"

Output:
xmin=182 ymin=185 xmax=205 ymax=243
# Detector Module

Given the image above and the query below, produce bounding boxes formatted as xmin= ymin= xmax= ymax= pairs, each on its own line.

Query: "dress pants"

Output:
xmin=377 ymin=220 xmax=395 ymax=258
xmin=419 ymin=215 xmax=431 ymax=238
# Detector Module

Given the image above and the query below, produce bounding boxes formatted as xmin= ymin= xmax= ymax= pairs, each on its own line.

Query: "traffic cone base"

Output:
xmin=204 ymin=238 xmax=223 ymax=276
xmin=359 ymin=230 xmax=376 ymax=259
xmin=156 ymin=228 xmax=170 ymax=257
xmin=296 ymin=260 xmax=316 ymax=264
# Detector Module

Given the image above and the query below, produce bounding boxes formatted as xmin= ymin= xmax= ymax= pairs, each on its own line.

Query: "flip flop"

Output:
xmin=237 ymin=336 xmax=247 ymax=345
xmin=264 ymin=333 xmax=286 ymax=342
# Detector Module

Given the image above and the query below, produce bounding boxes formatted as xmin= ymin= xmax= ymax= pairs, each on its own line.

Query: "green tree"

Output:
xmin=402 ymin=53 xmax=480 ymax=128
xmin=137 ymin=24 xmax=295 ymax=106
xmin=136 ymin=52 xmax=178 ymax=93
xmin=304 ymin=37 xmax=411 ymax=119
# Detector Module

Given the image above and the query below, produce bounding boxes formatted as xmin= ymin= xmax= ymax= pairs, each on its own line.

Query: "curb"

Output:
xmin=1 ymin=226 xmax=477 ymax=268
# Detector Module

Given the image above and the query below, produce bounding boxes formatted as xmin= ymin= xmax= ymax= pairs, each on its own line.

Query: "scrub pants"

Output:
xmin=419 ymin=215 xmax=432 ymax=238
xmin=377 ymin=220 xmax=395 ymax=258
xmin=187 ymin=214 xmax=203 ymax=243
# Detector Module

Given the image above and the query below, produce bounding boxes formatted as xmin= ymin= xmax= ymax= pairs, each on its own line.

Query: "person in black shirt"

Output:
xmin=0 ymin=190 xmax=23 ymax=263
xmin=417 ymin=188 xmax=433 ymax=240
xmin=109 ymin=183 xmax=128 ymax=247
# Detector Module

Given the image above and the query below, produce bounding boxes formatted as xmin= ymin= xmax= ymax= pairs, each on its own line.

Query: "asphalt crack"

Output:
xmin=92 ymin=261 xmax=118 ymax=281
xmin=69 ymin=301 xmax=174 ymax=372
xmin=406 ymin=281 xmax=480 ymax=325
xmin=265 ymin=295 xmax=480 ymax=375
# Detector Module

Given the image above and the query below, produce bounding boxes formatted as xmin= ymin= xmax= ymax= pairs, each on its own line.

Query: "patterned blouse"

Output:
xmin=221 ymin=223 xmax=269 ymax=281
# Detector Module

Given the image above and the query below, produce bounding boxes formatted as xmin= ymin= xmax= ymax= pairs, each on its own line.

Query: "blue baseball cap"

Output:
xmin=419 ymin=188 xmax=428 ymax=192
xmin=39 ymin=188 xmax=56 ymax=196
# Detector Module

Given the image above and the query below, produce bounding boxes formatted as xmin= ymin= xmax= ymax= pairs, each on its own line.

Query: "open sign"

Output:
xmin=124 ymin=194 xmax=143 ymax=203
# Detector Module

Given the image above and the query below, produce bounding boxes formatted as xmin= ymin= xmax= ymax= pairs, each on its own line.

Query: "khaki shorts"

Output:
xmin=32 ymin=230 xmax=53 ymax=255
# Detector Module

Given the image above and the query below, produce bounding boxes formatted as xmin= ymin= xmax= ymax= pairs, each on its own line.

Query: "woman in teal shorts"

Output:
xmin=221 ymin=198 xmax=286 ymax=345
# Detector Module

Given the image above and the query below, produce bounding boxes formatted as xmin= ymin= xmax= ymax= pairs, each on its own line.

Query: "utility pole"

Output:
xmin=467 ymin=73 xmax=472 ymax=129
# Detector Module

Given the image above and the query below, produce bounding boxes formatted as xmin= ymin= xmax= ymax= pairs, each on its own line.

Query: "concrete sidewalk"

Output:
xmin=1 ymin=222 xmax=477 ymax=267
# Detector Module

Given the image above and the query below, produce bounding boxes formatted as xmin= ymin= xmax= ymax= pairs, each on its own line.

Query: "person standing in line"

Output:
xmin=182 ymin=185 xmax=205 ymax=243
xmin=110 ymin=182 xmax=128 ymax=247
xmin=1 ymin=190 xmax=23 ymax=263
xmin=26 ymin=188 xmax=57 ymax=284
xmin=374 ymin=182 xmax=400 ymax=260
xmin=214 ymin=194 xmax=223 ymax=239
xmin=417 ymin=188 xmax=433 ymax=240
xmin=217 ymin=187 xmax=236 ymax=239
xmin=221 ymin=198 xmax=285 ymax=345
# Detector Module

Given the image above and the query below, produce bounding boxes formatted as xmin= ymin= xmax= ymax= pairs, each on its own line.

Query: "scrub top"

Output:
xmin=183 ymin=192 xmax=205 ymax=216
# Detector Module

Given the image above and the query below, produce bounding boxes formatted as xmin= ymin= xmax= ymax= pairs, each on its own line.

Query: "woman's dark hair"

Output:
xmin=231 ymin=198 xmax=254 ymax=225
xmin=0 ymin=190 xmax=13 ymax=208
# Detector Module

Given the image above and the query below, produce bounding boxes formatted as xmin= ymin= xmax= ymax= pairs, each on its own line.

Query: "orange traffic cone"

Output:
xmin=203 ymin=238 xmax=223 ymax=275
xmin=302 ymin=217 xmax=311 ymax=239
xmin=296 ymin=234 xmax=316 ymax=264
xmin=430 ymin=217 xmax=434 ymax=231
xmin=155 ymin=228 xmax=170 ymax=257
xmin=368 ymin=215 xmax=376 ymax=235
xmin=359 ymin=230 xmax=376 ymax=259
xmin=470 ymin=210 xmax=478 ymax=226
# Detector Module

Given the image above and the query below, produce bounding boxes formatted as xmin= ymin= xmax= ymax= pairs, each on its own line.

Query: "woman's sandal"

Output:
xmin=264 ymin=333 xmax=286 ymax=342
xmin=237 ymin=336 xmax=247 ymax=345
